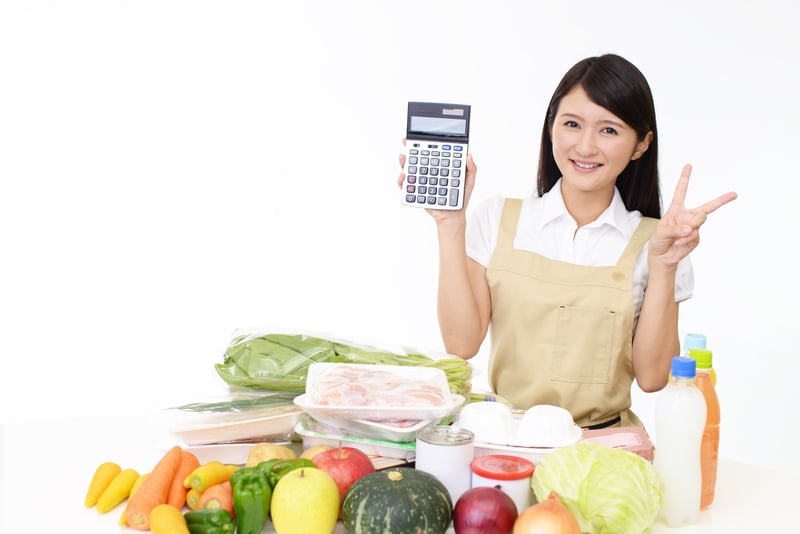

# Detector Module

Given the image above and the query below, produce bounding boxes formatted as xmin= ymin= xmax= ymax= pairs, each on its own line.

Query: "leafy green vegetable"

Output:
xmin=214 ymin=332 xmax=472 ymax=396
xmin=172 ymin=393 xmax=300 ymax=413
xmin=531 ymin=441 xmax=663 ymax=534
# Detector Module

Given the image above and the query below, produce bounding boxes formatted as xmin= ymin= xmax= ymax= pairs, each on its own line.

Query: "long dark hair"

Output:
xmin=536 ymin=54 xmax=662 ymax=218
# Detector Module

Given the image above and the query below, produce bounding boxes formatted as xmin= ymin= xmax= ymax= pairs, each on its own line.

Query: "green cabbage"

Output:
xmin=531 ymin=441 xmax=663 ymax=534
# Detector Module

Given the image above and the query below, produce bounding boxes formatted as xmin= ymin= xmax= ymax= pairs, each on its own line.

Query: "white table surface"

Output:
xmin=0 ymin=411 xmax=795 ymax=533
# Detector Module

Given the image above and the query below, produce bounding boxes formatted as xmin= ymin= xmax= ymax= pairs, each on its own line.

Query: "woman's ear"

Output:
xmin=631 ymin=131 xmax=654 ymax=161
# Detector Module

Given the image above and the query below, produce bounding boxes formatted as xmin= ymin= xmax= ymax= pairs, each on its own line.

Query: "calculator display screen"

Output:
xmin=409 ymin=116 xmax=467 ymax=136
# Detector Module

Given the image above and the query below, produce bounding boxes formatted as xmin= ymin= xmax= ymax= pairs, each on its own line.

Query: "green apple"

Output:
xmin=270 ymin=466 xmax=340 ymax=534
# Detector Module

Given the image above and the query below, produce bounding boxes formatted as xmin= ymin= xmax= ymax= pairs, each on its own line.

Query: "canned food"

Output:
xmin=415 ymin=426 xmax=475 ymax=503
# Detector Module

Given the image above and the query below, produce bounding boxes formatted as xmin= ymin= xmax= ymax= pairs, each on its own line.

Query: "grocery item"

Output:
xmin=198 ymin=481 xmax=234 ymax=515
xmin=690 ymin=348 xmax=720 ymax=508
xmin=95 ymin=468 xmax=139 ymax=513
xmin=84 ymin=461 xmax=122 ymax=507
xmin=471 ymin=454 xmax=534 ymax=514
xmin=149 ymin=503 xmax=190 ymax=534
xmin=124 ymin=445 xmax=183 ymax=531
xmin=654 ymin=356 xmax=706 ymax=527
xmin=231 ymin=467 xmax=272 ymax=534
xmin=454 ymin=486 xmax=518 ymax=533
xmin=513 ymin=491 xmax=580 ymax=534
xmin=530 ymin=441 xmax=663 ymax=533
xmin=183 ymin=509 xmax=235 ymax=534
xmin=270 ymin=467 xmax=340 ymax=534
xmin=342 ymin=467 xmax=452 ymax=534
xmin=167 ymin=450 xmax=200 ymax=508
xmin=415 ymin=425 xmax=475 ymax=503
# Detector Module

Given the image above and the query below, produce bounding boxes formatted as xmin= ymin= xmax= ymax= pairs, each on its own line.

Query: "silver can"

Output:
xmin=415 ymin=426 xmax=475 ymax=503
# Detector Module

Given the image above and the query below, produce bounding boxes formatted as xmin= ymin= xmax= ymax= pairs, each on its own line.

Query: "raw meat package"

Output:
xmin=581 ymin=425 xmax=656 ymax=461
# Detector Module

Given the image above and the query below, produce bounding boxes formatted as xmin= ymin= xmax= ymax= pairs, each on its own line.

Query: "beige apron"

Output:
xmin=486 ymin=198 xmax=657 ymax=428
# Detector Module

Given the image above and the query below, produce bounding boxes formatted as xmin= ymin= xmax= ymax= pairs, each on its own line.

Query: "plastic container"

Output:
xmin=654 ymin=356 xmax=707 ymax=527
xmin=690 ymin=348 xmax=720 ymax=508
xmin=470 ymin=454 xmax=534 ymax=513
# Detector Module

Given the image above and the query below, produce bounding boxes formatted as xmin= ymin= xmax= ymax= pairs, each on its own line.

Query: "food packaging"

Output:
xmin=471 ymin=454 xmax=535 ymax=513
xmin=581 ymin=425 xmax=655 ymax=462
xmin=297 ymin=362 xmax=465 ymax=421
xmin=294 ymin=415 xmax=417 ymax=461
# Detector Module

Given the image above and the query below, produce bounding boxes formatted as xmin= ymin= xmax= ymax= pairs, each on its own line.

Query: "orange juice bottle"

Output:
xmin=691 ymin=348 xmax=719 ymax=508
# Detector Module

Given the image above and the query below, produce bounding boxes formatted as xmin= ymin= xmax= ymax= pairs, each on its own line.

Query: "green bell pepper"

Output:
xmin=232 ymin=470 xmax=272 ymax=534
xmin=266 ymin=458 xmax=315 ymax=488
xmin=183 ymin=508 xmax=235 ymax=534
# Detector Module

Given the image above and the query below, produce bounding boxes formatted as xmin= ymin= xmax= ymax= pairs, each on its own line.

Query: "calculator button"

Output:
xmin=419 ymin=176 xmax=428 ymax=185
xmin=420 ymin=157 xmax=429 ymax=165
xmin=421 ymin=150 xmax=430 ymax=155
xmin=453 ymin=160 xmax=462 ymax=168
xmin=419 ymin=167 xmax=429 ymax=175
xmin=437 ymin=197 xmax=447 ymax=206
xmin=417 ymin=196 xmax=426 ymax=204
xmin=408 ymin=166 xmax=417 ymax=174
xmin=409 ymin=156 xmax=418 ymax=164
xmin=406 ymin=194 xmax=417 ymax=203
xmin=429 ymin=177 xmax=438 ymax=186
xmin=454 ymin=146 xmax=463 ymax=151
xmin=429 ymin=168 xmax=439 ymax=176
xmin=453 ymin=153 xmax=462 ymax=158
xmin=407 ymin=176 xmax=416 ymax=184
xmin=418 ymin=186 xmax=427 ymax=194
xmin=452 ymin=169 xmax=461 ymax=178
xmin=442 ymin=152 xmax=451 ymax=157
xmin=441 ymin=159 xmax=450 ymax=167
xmin=440 ymin=169 xmax=449 ymax=177
xmin=442 ymin=144 xmax=451 ymax=150
xmin=427 ymin=196 xmax=437 ymax=205
xmin=406 ymin=184 xmax=416 ymax=192
xmin=451 ymin=179 xmax=460 ymax=187
xmin=410 ymin=149 xmax=419 ymax=154
xmin=432 ymin=151 xmax=440 ymax=157
xmin=449 ymin=189 xmax=460 ymax=206
xmin=439 ymin=177 xmax=448 ymax=186
xmin=438 ymin=187 xmax=447 ymax=195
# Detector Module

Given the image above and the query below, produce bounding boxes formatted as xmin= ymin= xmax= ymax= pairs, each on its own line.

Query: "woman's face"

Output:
xmin=551 ymin=85 xmax=651 ymax=198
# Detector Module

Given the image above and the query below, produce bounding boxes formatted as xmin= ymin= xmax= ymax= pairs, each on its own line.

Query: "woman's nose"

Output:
xmin=575 ymin=130 xmax=597 ymax=155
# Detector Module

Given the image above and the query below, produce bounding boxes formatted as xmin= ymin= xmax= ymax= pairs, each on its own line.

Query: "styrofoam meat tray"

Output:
xmin=305 ymin=413 xmax=436 ymax=442
xmin=170 ymin=405 xmax=303 ymax=446
xmin=294 ymin=415 xmax=416 ymax=461
xmin=299 ymin=362 xmax=462 ymax=421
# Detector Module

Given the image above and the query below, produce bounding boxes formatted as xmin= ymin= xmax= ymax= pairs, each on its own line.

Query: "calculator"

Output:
xmin=402 ymin=101 xmax=471 ymax=210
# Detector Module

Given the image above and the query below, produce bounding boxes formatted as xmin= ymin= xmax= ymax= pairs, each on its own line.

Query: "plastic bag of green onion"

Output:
xmin=214 ymin=329 xmax=473 ymax=397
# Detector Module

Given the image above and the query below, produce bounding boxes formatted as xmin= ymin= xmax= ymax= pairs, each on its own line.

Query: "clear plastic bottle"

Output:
xmin=654 ymin=356 xmax=706 ymax=527
xmin=690 ymin=348 xmax=720 ymax=508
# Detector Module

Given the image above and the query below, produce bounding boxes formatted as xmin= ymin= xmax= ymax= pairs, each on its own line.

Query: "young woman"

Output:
xmin=398 ymin=54 xmax=737 ymax=429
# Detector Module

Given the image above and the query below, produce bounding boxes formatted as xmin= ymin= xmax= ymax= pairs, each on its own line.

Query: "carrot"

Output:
xmin=167 ymin=449 xmax=200 ymax=509
xmin=184 ymin=460 xmax=233 ymax=492
xmin=119 ymin=472 xmax=149 ymax=525
xmin=149 ymin=503 xmax=189 ymax=534
xmin=124 ymin=445 xmax=183 ymax=531
xmin=185 ymin=487 xmax=203 ymax=511
xmin=96 ymin=467 xmax=139 ymax=513
xmin=199 ymin=481 xmax=234 ymax=516
xmin=84 ymin=461 xmax=121 ymax=507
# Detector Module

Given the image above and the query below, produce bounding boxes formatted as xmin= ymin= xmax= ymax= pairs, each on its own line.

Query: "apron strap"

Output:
xmin=497 ymin=198 xmax=523 ymax=249
xmin=616 ymin=217 xmax=658 ymax=269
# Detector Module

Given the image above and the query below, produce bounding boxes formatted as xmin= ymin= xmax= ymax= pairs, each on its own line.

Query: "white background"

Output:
xmin=1 ymin=1 xmax=797 ymax=474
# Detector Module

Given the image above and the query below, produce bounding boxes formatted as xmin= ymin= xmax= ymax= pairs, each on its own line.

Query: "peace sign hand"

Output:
xmin=648 ymin=164 xmax=738 ymax=269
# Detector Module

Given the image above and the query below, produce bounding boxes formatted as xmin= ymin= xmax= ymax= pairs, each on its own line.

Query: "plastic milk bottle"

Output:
xmin=654 ymin=356 xmax=706 ymax=527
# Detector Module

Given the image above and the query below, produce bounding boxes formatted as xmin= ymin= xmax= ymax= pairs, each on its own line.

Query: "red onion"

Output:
xmin=454 ymin=485 xmax=519 ymax=534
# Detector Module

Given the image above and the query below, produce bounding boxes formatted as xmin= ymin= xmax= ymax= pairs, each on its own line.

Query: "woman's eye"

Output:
xmin=564 ymin=120 xmax=579 ymax=128
xmin=601 ymin=127 xmax=618 ymax=135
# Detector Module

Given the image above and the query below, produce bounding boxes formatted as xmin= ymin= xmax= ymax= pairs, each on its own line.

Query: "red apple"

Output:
xmin=311 ymin=446 xmax=376 ymax=505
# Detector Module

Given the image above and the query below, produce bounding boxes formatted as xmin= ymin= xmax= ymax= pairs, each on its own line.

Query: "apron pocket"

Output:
xmin=551 ymin=305 xmax=615 ymax=384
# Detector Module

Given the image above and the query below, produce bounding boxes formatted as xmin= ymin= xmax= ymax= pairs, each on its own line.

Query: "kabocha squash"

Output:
xmin=341 ymin=467 xmax=452 ymax=534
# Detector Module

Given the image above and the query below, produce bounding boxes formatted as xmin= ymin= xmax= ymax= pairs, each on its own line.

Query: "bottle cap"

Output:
xmin=671 ymin=356 xmax=696 ymax=378
xmin=683 ymin=333 xmax=707 ymax=352
xmin=690 ymin=348 xmax=713 ymax=369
